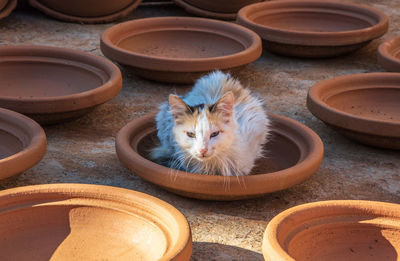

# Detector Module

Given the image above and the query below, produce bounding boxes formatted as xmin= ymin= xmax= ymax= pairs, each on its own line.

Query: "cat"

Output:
xmin=151 ymin=71 xmax=270 ymax=176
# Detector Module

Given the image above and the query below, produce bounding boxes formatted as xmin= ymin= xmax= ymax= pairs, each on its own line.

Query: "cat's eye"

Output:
xmin=186 ymin=132 xmax=196 ymax=138
xmin=210 ymin=131 xmax=220 ymax=138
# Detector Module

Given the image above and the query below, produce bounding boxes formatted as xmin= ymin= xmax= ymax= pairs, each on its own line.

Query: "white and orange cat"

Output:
xmin=151 ymin=71 xmax=270 ymax=176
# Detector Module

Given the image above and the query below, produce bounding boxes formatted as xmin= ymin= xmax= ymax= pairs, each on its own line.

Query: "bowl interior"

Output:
xmin=325 ymin=87 xmax=400 ymax=122
xmin=285 ymin=217 xmax=400 ymax=261
xmin=0 ymin=129 xmax=23 ymax=159
xmin=137 ymin=129 xmax=301 ymax=175
xmin=117 ymin=30 xmax=245 ymax=59
xmin=0 ymin=58 xmax=108 ymax=98
xmin=0 ymin=200 xmax=169 ymax=260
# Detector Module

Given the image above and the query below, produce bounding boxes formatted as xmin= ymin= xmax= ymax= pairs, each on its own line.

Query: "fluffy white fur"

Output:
xmin=151 ymin=71 xmax=270 ymax=176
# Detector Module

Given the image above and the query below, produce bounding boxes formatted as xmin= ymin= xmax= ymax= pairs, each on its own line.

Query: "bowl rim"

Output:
xmin=377 ymin=35 xmax=400 ymax=71
xmin=237 ymin=0 xmax=389 ymax=46
xmin=172 ymin=0 xmax=237 ymax=20
xmin=0 ymin=45 xmax=122 ymax=114
xmin=263 ymin=200 xmax=400 ymax=261
xmin=100 ymin=16 xmax=262 ymax=72
xmin=0 ymin=183 xmax=192 ymax=261
xmin=0 ymin=0 xmax=16 ymax=19
xmin=0 ymin=107 xmax=46 ymax=179
xmin=28 ymin=0 xmax=143 ymax=23
xmin=115 ymin=112 xmax=324 ymax=200
xmin=307 ymin=72 xmax=400 ymax=137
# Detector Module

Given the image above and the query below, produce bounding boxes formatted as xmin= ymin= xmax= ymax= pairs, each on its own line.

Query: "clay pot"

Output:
xmin=0 ymin=108 xmax=46 ymax=179
xmin=377 ymin=36 xmax=400 ymax=72
xmin=100 ymin=17 xmax=262 ymax=84
xmin=307 ymin=72 xmax=400 ymax=149
xmin=173 ymin=0 xmax=261 ymax=20
xmin=0 ymin=0 xmax=17 ymax=19
xmin=237 ymin=0 xmax=388 ymax=58
xmin=29 ymin=0 xmax=142 ymax=23
xmin=0 ymin=45 xmax=122 ymax=125
xmin=115 ymin=113 xmax=323 ymax=200
xmin=0 ymin=183 xmax=192 ymax=260
xmin=263 ymin=200 xmax=400 ymax=261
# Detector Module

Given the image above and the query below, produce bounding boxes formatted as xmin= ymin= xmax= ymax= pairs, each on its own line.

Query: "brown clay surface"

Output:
xmin=1 ymin=2 xmax=400 ymax=259
xmin=182 ymin=0 xmax=260 ymax=14
xmin=378 ymin=36 xmax=400 ymax=72
xmin=0 ymin=0 xmax=16 ymax=19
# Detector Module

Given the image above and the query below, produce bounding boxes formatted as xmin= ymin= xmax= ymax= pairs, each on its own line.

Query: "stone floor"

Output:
xmin=1 ymin=1 xmax=400 ymax=260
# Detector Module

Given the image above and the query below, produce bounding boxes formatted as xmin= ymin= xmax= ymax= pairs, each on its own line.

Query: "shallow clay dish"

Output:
xmin=377 ymin=36 xmax=400 ymax=72
xmin=0 ymin=183 xmax=192 ymax=260
xmin=101 ymin=17 xmax=261 ymax=83
xmin=237 ymin=0 xmax=388 ymax=58
xmin=0 ymin=0 xmax=17 ymax=19
xmin=307 ymin=72 xmax=400 ymax=149
xmin=29 ymin=0 xmax=143 ymax=23
xmin=0 ymin=45 xmax=122 ymax=124
xmin=115 ymin=113 xmax=323 ymax=200
xmin=0 ymin=108 xmax=46 ymax=179
xmin=263 ymin=200 xmax=400 ymax=261
xmin=173 ymin=0 xmax=261 ymax=20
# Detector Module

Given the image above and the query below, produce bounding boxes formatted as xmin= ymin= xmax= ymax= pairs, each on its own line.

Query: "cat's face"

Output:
xmin=169 ymin=92 xmax=235 ymax=161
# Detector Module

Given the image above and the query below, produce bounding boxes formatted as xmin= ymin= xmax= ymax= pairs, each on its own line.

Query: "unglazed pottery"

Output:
xmin=29 ymin=0 xmax=142 ymax=23
xmin=0 ymin=45 xmax=122 ymax=124
xmin=377 ymin=36 xmax=400 ymax=72
xmin=263 ymin=200 xmax=400 ymax=261
xmin=0 ymin=184 xmax=192 ymax=261
xmin=115 ymin=113 xmax=323 ymax=200
xmin=307 ymin=72 xmax=400 ymax=149
xmin=237 ymin=0 xmax=388 ymax=58
xmin=100 ymin=17 xmax=262 ymax=83
xmin=173 ymin=0 xmax=261 ymax=20
xmin=0 ymin=0 xmax=17 ymax=19
xmin=0 ymin=108 xmax=46 ymax=179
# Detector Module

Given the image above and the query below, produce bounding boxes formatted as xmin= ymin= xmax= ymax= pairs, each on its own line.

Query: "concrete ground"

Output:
xmin=1 ymin=1 xmax=399 ymax=260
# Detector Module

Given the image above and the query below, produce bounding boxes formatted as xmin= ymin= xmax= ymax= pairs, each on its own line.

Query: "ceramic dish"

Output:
xmin=263 ymin=200 xmax=400 ymax=261
xmin=307 ymin=72 xmax=400 ymax=149
xmin=0 ymin=184 xmax=192 ymax=260
xmin=0 ymin=108 xmax=46 ymax=179
xmin=237 ymin=0 xmax=388 ymax=58
xmin=377 ymin=36 xmax=400 ymax=72
xmin=0 ymin=0 xmax=17 ymax=19
xmin=173 ymin=0 xmax=260 ymax=20
xmin=100 ymin=17 xmax=262 ymax=83
xmin=29 ymin=0 xmax=143 ymax=23
xmin=115 ymin=113 xmax=323 ymax=200
xmin=0 ymin=45 xmax=122 ymax=124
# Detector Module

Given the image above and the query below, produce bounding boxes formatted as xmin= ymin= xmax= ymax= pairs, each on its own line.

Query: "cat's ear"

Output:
xmin=169 ymin=94 xmax=191 ymax=120
xmin=213 ymin=92 xmax=234 ymax=119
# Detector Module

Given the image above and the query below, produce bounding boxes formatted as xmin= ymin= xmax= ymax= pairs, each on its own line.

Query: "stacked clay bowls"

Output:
xmin=172 ymin=0 xmax=261 ymax=20
xmin=100 ymin=17 xmax=262 ymax=84
xmin=263 ymin=200 xmax=400 ymax=261
xmin=237 ymin=0 xmax=388 ymax=58
xmin=29 ymin=0 xmax=143 ymax=23
xmin=0 ymin=108 xmax=46 ymax=179
xmin=0 ymin=184 xmax=192 ymax=260
xmin=115 ymin=113 xmax=324 ymax=200
xmin=0 ymin=45 xmax=122 ymax=125
xmin=0 ymin=0 xmax=16 ymax=19
xmin=307 ymin=72 xmax=400 ymax=149
xmin=377 ymin=36 xmax=400 ymax=72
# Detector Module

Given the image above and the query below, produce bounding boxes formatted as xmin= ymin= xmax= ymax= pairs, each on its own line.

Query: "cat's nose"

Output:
xmin=200 ymin=148 xmax=208 ymax=157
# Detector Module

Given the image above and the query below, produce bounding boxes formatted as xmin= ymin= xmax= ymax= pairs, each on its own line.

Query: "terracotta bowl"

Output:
xmin=377 ymin=36 xmax=400 ymax=72
xmin=236 ymin=0 xmax=388 ymax=58
xmin=115 ymin=113 xmax=324 ymax=200
xmin=0 ymin=45 xmax=122 ymax=125
xmin=0 ymin=184 xmax=192 ymax=260
xmin=100 ymin=17 xmax=262 ymax=84
xmin=0 ymin=0 xmax=17 ymax=19
xmin=307 ymin=72 xmax=400 ymax=149
xmin=173 ymin=0 xmax=261 ymax=20
xmin=0 ymin=108 xmax=46 ymax=179
xmin=29 ymin=0 xmax=143 ymax=23
xmin=263 ymin=200 xmax=400 ymax=261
